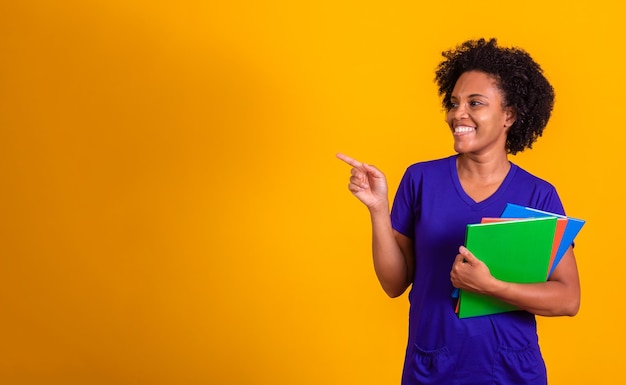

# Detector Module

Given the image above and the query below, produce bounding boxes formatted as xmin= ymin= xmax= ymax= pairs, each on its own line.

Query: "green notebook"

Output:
xmin=458 ymin=216 xmax=557 ymax=318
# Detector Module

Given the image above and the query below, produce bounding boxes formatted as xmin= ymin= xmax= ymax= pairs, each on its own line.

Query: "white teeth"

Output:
xmin=454 ymin=126 xmax=475 ymax=133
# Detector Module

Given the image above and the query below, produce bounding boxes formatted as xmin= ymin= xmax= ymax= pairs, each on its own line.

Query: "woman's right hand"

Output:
xmin=336 ymin=153 xmax=389 ymax=211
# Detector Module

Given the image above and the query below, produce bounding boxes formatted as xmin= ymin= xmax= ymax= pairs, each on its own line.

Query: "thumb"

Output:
xmin=459 ymin=245 xmax=479 ymax=264
xmin=362 ymin=163 xmax=384 ymax=178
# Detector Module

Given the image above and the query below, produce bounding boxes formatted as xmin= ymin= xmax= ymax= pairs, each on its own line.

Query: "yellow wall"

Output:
xmin=0 ymin=1 xmax=621 ymax=384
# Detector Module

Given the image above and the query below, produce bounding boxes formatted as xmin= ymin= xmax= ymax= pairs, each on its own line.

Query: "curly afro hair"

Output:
xmin=435 ymin=38 xmax=555 ymax=155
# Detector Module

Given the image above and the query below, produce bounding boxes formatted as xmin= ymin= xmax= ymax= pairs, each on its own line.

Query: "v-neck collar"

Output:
xmin=448 ymin=154 xmax=517 ymax=210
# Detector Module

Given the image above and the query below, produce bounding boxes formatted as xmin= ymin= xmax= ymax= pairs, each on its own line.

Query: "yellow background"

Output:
xmin=0 ymin=1 xmax=621 ymax=384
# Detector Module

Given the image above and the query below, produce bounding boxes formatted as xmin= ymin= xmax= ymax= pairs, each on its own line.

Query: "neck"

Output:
xmin=456 ymin=152 xmax=510 ymax=182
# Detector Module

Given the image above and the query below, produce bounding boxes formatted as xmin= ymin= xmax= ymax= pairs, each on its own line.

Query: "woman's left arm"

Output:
xmin=450 ymin=245 xmax=580 ymax=316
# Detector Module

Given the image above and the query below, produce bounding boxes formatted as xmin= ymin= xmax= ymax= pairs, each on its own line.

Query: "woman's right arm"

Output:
xmin=337 ymin=153 xmax=414 ymax=297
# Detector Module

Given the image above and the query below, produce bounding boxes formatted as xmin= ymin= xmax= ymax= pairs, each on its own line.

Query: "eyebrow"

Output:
xmin=450 ymin=93 xmax=489 ymax=99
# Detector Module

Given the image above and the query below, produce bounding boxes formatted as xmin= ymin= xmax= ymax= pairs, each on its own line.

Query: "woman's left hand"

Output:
xmin=450 ymin=246 xmax=498 ymax=294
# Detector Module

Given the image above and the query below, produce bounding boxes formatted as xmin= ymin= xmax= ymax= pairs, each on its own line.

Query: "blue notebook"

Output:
xmin=500 ymin=203 xmax=585 ymax=277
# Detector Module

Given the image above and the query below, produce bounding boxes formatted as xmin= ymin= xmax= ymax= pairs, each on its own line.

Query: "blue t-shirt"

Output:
xmin=391 ymin=155 xmax=565 ymax=385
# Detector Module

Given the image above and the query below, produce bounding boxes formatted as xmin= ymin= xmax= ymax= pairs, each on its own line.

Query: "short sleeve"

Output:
xmin=391 ymin=167 xmax=419 ymax=239
xmin=537 ymin=185 xmax=566 ymax=216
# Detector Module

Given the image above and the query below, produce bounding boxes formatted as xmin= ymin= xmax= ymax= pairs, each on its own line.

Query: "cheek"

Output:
xmin=476 ymin=114 xmax=505 ymax=128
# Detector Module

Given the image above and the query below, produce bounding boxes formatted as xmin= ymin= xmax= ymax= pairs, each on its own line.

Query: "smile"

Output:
xmin=454 ymin=126 xmax=476 ymax=134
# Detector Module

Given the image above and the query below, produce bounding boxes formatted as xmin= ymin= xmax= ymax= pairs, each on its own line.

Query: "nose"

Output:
xmin=452 ymin=103 xmax=468 ymax=120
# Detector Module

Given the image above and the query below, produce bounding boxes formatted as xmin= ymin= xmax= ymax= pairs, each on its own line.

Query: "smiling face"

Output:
xmin=446 ymin=70 xmax=516 ymax=156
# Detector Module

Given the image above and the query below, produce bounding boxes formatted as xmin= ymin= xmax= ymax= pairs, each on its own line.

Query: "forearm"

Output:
xmin=369 ymin=204 xmax=412 ymax=298
xmin=453 ymin=245 xmax=580 ymax=316
xmin=485 ymin=247 xmax=580 ymax=316
xmin=336 ymin=153 xmax=413 ymax=297
xmin=484 ymin=279 xmax=580 ymax=316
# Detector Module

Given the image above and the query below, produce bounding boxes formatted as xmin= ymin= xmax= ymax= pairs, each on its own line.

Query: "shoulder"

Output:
xmin=511 ymin=162 xmax=557 ymax=192
xmin=398 ymin=156 xmax=455 ymax=188
xmin=509 ymin=162 xmax=564 ymax=213
xmin=404 ymin=155 xmax=455 ymax=175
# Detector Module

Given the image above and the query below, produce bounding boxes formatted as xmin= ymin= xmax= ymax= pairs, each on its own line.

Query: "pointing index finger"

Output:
xmin=336 ymin=153 xmax=363 ymax=168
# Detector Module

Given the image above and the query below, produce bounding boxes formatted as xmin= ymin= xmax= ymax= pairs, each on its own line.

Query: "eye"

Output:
xmin=449 ymin=101 xmax=459 ymax=109
xmin=469 ymin=100 xmax=484 ymax=107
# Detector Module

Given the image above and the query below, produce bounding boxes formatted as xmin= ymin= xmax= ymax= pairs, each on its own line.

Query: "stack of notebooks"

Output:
xmin=455 ymin=203 xmax=585 ymax=319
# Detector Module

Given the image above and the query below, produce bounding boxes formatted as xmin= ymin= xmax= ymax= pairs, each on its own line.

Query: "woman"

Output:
xmin=337 ymin=38 xmax=580 ymax=385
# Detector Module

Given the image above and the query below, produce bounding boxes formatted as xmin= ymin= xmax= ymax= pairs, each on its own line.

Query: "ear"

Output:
xmin=504 ymin=107 xmax=517 ymax=129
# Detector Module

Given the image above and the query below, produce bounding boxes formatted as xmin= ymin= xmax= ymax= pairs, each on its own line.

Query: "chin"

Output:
xmin=453 ymin=144 xmax=468 ymax=154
